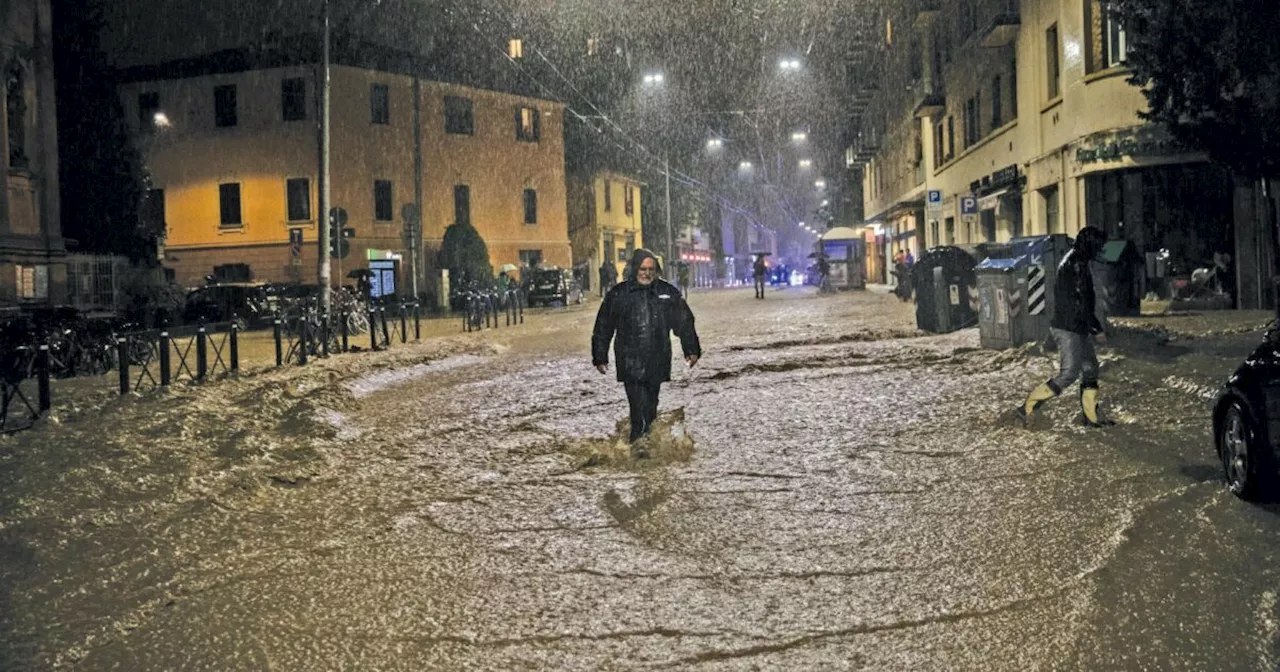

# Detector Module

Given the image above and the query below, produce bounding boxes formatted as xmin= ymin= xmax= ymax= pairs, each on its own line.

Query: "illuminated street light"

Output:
xmin=153 ymin=112 xmax=171 ymax=128
xmin=739 ymin=161 xmax=753 ymax=170
xmin=642 ymin=71 xmax=665 ymax=85
xmin=798 ymin=159 xmax=812 ymax=168
xmin=791 ymin=132 xmax=808 ymax=142
xmin=798 ymin=221 xmax=806 ymax=227
xmin=821 ymin=199 xmax=830 ymax=207
xmin=706 ymin=138 xmax=723 ymax=149
xmin=778 ymin=58 xmax=802 ymax=71
xmin=815 ymin=180 xmax=827 ymax=189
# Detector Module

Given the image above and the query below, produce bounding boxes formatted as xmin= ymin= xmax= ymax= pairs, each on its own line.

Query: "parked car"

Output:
xmin=1213 ymin=322 xmax=1280 ymax=500
xmin=182 ymin=282 xmax=272 ymax=328
xmin=524 ymin=267 xmax=583 ymax=307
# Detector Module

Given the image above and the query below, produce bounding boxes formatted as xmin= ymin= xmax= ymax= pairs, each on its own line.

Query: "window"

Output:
xmin=981 ymin=209 xmax=997 ymax=242
xmin=1046 ymin=24 xmax=1061 ymax=100
xmin=516 ymin=106 xmax=541 ymax=142
xmin=1042 ymin=185 xmax=1060 ymax=233
xmin=371 ymin=83 xmax=389 ymax=125
xmin=215 ymin=85 xmax=237 ymax=127
xmin=934 ymin=121 xmax=945 ymax=168
xmin=519 ymin=249 xmax=543 ymax=267
xmin=286 ymin=178 xmax=310 ymax=222
xmin=282 ymin=77 xmax=307 ymax=121
xmin=141 ymin=188 xmax=165 ymax=236
xmin=374 ymin=180 xmax=393 ymax=221
xmin=1010 ymin=57 xmax=1018 ymax=117
xmin=219 ymin=183 xmax=242 ymax=227
xmin=138 ymin=91 xmax=160 ymax=130
xmin=523 ymin=188 xmax=538 ymax=224
xmin=508 ymin=38 xmax=524 ymax=59
xmin=453 ymin=184 xmax=471 ymax=226
xmin=1086 ymin=1 xmax=1129 ymax=72
xmin=991 ymin=76 xmax=1003 ymax=129
xmin=603 ymin=179 xmax=612 ymax=211
xmin=624 ymin=186 xmax=635 ymax=216
xmin=1104 ymin=12 xmax=1128 ymax=68
xmin=15 ymin=264 xmax=48 ymax=300
xmin=964 ymin=97 xmax=977 ymax=146
xmin=445 ymin=96 xmax=474 ymax=135
xmin=946 ymin=115 xmax=955 ymax=159
xmin=945 ymin=217 xmax=955 ymax=244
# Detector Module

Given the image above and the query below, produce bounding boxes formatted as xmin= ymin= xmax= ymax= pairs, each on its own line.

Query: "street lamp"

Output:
xmin=643 ymin=71 xmax=665 ymax=85
xmin=791 ymin=131 xmax=808 ymax=142
xmin=706 ymin=137 xmax=723 ymax=149
xmin=640 ymin=70 xmax=671 ymax=265
xmin=798 ymin=159 xmax=812 ymax=168
xmin=778 ymin=58 xmax=802 ymax=71
xmin=739 ymin=160 xmax=753 ymax=170
xmin=815 ymin=180 xmax=826 ymax=189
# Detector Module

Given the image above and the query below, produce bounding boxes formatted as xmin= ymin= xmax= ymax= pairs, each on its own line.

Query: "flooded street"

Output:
xmin=4 ymin=287 xmax=1280 ymax=670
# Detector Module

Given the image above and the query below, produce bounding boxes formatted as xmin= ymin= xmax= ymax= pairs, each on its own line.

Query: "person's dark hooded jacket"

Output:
xmin=1051 ymin=228 xmax=1107 ymax=335
xmin=592 ymin=249 xmax=701 ymax=383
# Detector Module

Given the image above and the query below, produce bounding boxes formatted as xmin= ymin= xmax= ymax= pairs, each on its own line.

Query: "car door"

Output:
xmin=1252 ymin=327 xmax=1280 ymax=449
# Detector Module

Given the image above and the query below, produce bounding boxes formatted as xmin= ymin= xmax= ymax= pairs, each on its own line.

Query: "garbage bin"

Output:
xmin=914 ymin=246 xmax=979 ymax=334
xmin=975 ymin=234 xmax=1072 ymax=350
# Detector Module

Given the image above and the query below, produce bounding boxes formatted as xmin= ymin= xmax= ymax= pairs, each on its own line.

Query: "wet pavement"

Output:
xmin=3 ymin=287 xmax=1280 ymax=670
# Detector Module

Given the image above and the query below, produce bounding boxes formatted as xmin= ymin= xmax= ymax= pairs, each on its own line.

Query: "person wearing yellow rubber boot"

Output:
xmin=1017 ymin=226 xmax=1114 ymax=428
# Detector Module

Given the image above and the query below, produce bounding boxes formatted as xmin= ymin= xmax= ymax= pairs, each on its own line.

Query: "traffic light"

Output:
xmin=328 ymin=207 xmax=349 ymax=258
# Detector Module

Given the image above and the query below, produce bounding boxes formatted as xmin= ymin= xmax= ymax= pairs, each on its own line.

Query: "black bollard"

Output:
xmin=369 ymin=309 xmax=379 ymax=350
xmin=196 ymin=326 xmax=208 ymax=380
xmin=341 ymin=311 xmax=349 ymax=353
xmin=117 ymin=337 xmax=129 ymax=394
xmin=321 ymin=313 xmax=330 ymax=358
xmin=229 ymin=322 xmax=239 ymax=372
xmin=380 ymin=306 xmax=390 ymax=346
xmin=273 ymin=319 xmax=283 ymax=367
xmin=400 ymin=305 xmax=408 ymax=343
xmin=159 ymin=330 xmax=171 ymax=386
xmin=299 ymin=318 xmax=309 ymax=365
xmin=413 ymin=302 xmax=421 ymax=341
xmin=37 ymin=344 xmax=51 ymax=412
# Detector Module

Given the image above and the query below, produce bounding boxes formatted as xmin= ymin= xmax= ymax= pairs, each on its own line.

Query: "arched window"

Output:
xmin=6 ymin=61 xmax=27 ymax=168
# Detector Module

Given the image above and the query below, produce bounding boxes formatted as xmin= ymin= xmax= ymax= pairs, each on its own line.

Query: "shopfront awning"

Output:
xmin=977 ymin=188 xmax=1011 ymax=212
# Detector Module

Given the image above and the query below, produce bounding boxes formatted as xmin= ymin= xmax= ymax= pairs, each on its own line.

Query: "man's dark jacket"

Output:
xmin=1051 ymin=249 xmax=1104 ymax=335
xmin=592 ymin=267 xmax=701 ymax=384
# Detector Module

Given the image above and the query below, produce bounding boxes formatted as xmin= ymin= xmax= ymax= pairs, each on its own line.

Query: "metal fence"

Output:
xmin=1 ymin=345 xmax=52 ymax=433
xmin=115 ymin=322 xmax=240 ymax=394
xmin=463 ymin=289 xmax=525 ymax=333
xmin=65 ymin=254 xmax=125 ymax=312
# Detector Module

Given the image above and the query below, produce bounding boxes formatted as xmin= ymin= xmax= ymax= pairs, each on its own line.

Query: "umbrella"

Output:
xmin=499 ymin=263 xmax=518 ymax=273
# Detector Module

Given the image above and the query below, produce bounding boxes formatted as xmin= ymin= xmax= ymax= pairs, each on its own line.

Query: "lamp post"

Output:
xmin=641 ymin=71 xmax=674 ymax=268
xmin=317 ymin=0 xmax=332 ymax=316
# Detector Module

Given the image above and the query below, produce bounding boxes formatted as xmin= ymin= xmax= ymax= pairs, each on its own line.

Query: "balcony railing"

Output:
xmin=978 ymin=0 xmax=1020 ymax=48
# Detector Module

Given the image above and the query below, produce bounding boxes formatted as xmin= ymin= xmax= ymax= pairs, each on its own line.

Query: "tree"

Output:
xmin=438 ymin=223 xmax=492 ymax=288
xmin=1110 ymin=0 xmax=1280 ymax=178
xmin=51 ymin=0 xmax=153 ymax=261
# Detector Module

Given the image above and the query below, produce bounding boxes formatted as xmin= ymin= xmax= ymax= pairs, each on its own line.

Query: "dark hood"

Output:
xmin=626 ymin=248 xmax=662 ymax=282
xmin=1073 ymin=226 xmax=1107 ymax=259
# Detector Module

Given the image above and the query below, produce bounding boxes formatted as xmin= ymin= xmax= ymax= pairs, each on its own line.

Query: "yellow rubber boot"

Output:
xmin=1080 ymin=386 xmax=1115 ymax=427
xmin=1022 ymin=382 xmax=1059 ymax=417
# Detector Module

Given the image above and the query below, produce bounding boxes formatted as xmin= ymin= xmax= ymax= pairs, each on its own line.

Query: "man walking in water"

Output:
xmin=753 ymin=254 xmax=768 ymax=299
xmin=1016 ymin=226 xmax=1114 ymax=427
xmin=592 ymin=249 xmax=702 ymax=458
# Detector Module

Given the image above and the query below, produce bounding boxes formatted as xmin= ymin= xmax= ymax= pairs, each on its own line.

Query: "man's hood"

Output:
xmin=626 ymin=248 xmax=662 ymax=282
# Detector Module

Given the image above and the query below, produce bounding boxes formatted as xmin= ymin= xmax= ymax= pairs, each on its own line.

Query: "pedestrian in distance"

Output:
xmin=753 ymin=254 xmax=768 ymax=299
xmin=592 ymin=249 xmax=702 ymax=458
xmin=1017 ymin=226 xmax=1115 ymax=428
xmin=599 ymin=260 xmax=617 ymax=298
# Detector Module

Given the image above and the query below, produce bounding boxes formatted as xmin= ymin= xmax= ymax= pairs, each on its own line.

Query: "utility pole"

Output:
xmin=665 ymin=153 xmax=673 ymax=270
xmin=412 ymin=76 xmax=423 ymax=300
xmin=318 ymin=0 xmax=332 ymax=316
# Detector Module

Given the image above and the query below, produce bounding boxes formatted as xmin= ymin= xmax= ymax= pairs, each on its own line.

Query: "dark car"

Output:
xmin=524 ymin=268 xmax=583 ymax=307
xmin=1213 ymin=322 xmax=1280 ymax=500
xmin=182 ymin=283 xmax=272 ymax=328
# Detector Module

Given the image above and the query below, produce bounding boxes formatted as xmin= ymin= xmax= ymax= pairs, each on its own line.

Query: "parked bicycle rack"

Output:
xmin=116 ymin=321 xmax=239 ymax=395
xmin=276 ymin=301 xmax=422 ymax=364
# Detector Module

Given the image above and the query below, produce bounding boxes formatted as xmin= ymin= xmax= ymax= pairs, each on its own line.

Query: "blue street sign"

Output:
xmin=927 ymin=190 xmax=943 ymax=206
xmin=961 ymin=195 xmax=979 ymax=215
xmin=289 ymin=228 xmax=303 ymax=257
